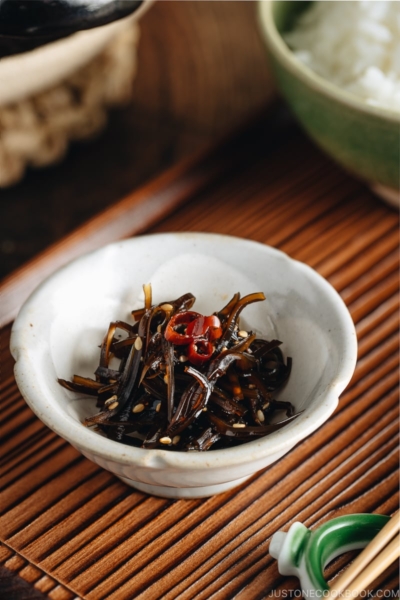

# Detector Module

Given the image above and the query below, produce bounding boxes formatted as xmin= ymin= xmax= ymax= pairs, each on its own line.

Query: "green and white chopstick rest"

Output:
xmin=269 ymin=514 xmax=389 ymax=596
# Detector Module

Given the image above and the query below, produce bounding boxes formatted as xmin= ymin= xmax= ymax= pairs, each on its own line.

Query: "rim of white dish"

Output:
xmin=11 ymin=233 xmax=358 ymax=470
xmin=0 ymin=0 xmax=153 ymax=107
xmin=258 ymin=0 xmax=400 ymax=124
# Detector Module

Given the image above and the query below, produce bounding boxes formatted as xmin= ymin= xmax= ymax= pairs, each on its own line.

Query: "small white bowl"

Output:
xmin=10 ymin=233 xmax=357 ymax=499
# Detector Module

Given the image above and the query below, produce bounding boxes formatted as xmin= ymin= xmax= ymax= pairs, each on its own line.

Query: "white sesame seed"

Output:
xmin=157 ymin=324 xmax=162 ymax=333
xmin=202 ymin=407 xmax=208 ymax=412
xmin=179 ymin=355 xmax=188 ymax=363
xmin=132 ymin=403 xmax=145 ymax=413
xmin=164 ymin=374 xmax=169 ymax=384
xmin=155 ymin=402 xmax=161 ymax=412
xmin=248 ymin=384 xmax=256 ymax=390
xmin=257 ymin=410 xmax=265 ymax=422
xmin=160 ymin=303 xmax=173 ymax=311
xmin=134 ymin=337 xmax=143 ymax=350
xmin=238 ymin=330 xmax=248 ymax=338
xmin=159 ymin=436 xmax=172 ymax=445
xmin=172 ymin=435 xmax=180 ymax=445
xmin=263 ymin=401 xmax=270 ymax=410
xmin=108 ymin=401 xmax=119 ymax=411
xmin=233 ymin=423 xmax=246 ymax=428
xmin=105 ymin=394 xmax=118 ymax=405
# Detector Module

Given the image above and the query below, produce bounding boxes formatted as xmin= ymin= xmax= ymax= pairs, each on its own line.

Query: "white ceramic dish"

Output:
xmin=10 ymin=233 xmax=357 ymax=499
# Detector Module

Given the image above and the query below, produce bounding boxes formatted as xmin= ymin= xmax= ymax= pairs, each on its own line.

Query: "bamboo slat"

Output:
xmin=0 ymin=115 xmax=398 ymax=600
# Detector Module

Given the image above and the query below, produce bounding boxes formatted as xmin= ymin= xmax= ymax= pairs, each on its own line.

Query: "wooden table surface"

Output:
xmin=0 ymin=3 xmax=399 ymax=599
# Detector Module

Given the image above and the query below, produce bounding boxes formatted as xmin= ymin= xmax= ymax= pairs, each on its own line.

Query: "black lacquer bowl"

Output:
xmin=0 ymin=0 xmax=142 ymax=56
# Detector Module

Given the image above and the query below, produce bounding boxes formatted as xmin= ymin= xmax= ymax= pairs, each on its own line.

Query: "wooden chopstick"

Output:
xmin=345 ymin=534 xmax=400 ymax=595
xmin=329 ymin=511 xmax=400 ymax=597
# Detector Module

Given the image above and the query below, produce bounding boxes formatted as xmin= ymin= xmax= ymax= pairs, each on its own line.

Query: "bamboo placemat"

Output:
xmin=0 ymin=111 xmax=399 ymax=600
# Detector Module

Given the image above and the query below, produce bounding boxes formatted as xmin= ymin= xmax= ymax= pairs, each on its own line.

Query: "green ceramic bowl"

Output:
xmin=258 ymin=0 xmax=400 ymax=205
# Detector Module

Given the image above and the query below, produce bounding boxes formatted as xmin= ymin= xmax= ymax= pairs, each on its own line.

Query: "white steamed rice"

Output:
xmin=284 ymin=1 xmax=400 ymax=112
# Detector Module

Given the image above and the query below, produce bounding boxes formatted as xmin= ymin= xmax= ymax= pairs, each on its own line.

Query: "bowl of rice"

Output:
xmin=258 ymin=0 xmax=400 ymax=207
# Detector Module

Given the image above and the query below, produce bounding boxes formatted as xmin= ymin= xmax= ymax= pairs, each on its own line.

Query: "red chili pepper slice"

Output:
xmin=186 ymin=315 xmax=222 ymax=341
xmin=164 ymin=311 xmax=201 ymax=345
xmin=187 ymin=339 xmax=214 ymax=366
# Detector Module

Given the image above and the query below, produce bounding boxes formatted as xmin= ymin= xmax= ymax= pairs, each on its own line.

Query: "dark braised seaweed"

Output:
xmin=58 ymin=286 xmax=297 ymax=451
